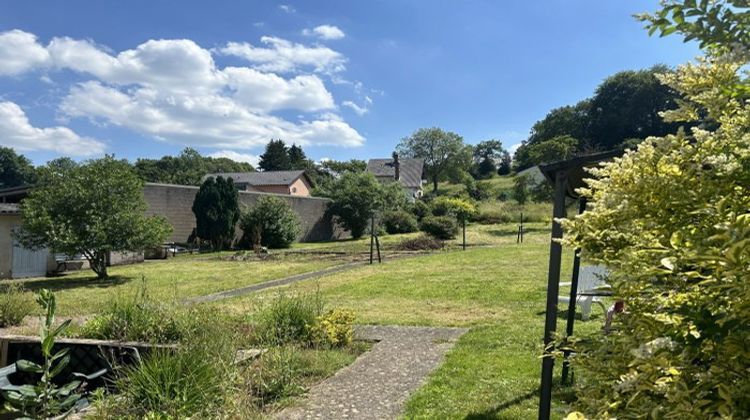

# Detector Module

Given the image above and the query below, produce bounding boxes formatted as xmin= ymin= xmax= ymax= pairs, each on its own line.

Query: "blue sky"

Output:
xmin=0 ymin=1 xmax=700 ymax=166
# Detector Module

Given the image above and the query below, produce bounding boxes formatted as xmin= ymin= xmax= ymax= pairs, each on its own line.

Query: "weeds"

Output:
xmin=0 ymin=284 xmax=36 ymax=327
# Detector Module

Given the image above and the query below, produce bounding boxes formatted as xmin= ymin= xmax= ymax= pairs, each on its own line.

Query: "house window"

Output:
xmin=291 ymin=187 xmax=298 ymax=193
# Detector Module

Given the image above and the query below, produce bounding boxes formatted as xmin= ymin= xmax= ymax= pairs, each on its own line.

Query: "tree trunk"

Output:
xmin=432 ymin=177 xmax=438 ymax=193
xmin=88 ymin=251 xmax=108 ymax=279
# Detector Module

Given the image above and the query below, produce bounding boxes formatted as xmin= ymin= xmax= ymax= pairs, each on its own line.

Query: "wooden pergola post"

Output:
xmin=538 ymin=169 xmax=567 ymax=420
xmin=536 ymin=150 xmax=621 ymax=420
xmin=561 ymin=198 xmax=587 ymax=385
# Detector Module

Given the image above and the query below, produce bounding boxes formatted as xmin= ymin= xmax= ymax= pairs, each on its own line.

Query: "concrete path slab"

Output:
xmin=276 ymin=325 xmax=468 ymax=419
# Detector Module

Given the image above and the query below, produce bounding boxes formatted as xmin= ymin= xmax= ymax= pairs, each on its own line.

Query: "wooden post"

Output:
xmin=462 ymin=219 xmax=466 ymax=251
xmin=375 ymin=235 xmax=382 ymax=263
xmin=561 ymin=198 xmax=587 ymax=385
xmin=538 ymin=170 xmax=567 ymax=420
xmin=369 ymin=215 xmax=375 ymax=265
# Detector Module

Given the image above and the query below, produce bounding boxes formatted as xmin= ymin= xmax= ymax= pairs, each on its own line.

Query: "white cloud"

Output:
xmin=0 ymin=101 xmax=104 ymax=156
xmin=509 ymin=142 xmax=523 ymax=153
xmin=0 ymin=29 xmax=366 ymax=151
xmin=208 ymin=150 xmax=260 ymax=167
xmin=0 ymin=30 xmax=50 ymax=75
xmin=60 ymin=81 xmax=363 ymax=148
xmin=279 ymin=4 xmax=296 ymax=13
xmin=342 ymin=100 xmax=368 ymax=116
xmin=224 ymin=67 xmax=334 ymax=112
xmin=219 ymin=37 xmax=346 ymax=74
xmin=303 ymin=25 xmax=345 ymax=40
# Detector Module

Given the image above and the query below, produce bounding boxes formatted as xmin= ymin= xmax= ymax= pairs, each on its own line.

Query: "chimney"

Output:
xmin=392 ymin=152 xmax=400 ymax=181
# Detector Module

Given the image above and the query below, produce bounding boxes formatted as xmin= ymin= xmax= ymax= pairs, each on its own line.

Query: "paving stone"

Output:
xmin=276 ymin=325 xmax=468 ymax=420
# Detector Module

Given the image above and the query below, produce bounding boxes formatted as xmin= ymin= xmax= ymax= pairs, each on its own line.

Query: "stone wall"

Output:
xmin=142 ymin=183 xmax=345 ymax=243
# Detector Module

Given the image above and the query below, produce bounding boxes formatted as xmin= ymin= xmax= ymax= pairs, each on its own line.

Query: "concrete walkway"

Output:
xmin=184 ymin=261 xmax=365 ymax=304
xmin=276 ymin=325 xmax=468 ymax=419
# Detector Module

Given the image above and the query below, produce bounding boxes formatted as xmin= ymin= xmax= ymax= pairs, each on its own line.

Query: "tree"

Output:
xmin=511 ymin=175 xmax=529 ymax=205
xmin=240 ymin=196 xmax=300 ymax=249
xmin=318 ymin=159 xmax=366 ymax=177
xmin=525 ymin=135 xmax=579 ymax=164
xmin=0 ymin=147 xmax=36 ymax=189
xmin=397 ymin=127 xmax=469 ymax=193
xmin=18 ymin=156 xmax=171 ymax=279
xmin=514 ymin=67 xmax=684 ymax=169
xmin=134 ymin=148 xmax=254 ymax=185
xmin=316 ymin=172 xmax=388 ymax=239
xmin=497 ymin=150 xmax=512 ymax=175
xmin=588 ymin=66 xmax=682 ymax=150
xmin=472 ymin=140 xmax=504 ymax=179
xmin=288 ymin=144 xmax=312 ymax=170
xmin=191 ymin=176 xmax=240 ymax=251
xmin=258 ymin=139 xmax=291 ymax=171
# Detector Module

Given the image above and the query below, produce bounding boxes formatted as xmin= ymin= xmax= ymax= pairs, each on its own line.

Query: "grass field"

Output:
xmin=13 ymin=253 xmax=341 ymax=315
xmin=7 ymin=220 xmax=598 ymax=418
xmin=214 ymin=226 xmax=602 ymax=419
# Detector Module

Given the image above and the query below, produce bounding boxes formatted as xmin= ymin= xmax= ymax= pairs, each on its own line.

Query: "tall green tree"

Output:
xmin=497 ymin=150 xmax=512 ymax=175
xmin=525 ymin=135 xmax=579 ymax=164
xmin=134 ymin=148 xmax=254 ymax=185
xmin=258 ymin=140 xmax=291 ymax=171
xmin=0 ymin=147 xmax=36 ymax=189
xmin=588 ymin=66 xmax=682 ymax=150
xmin=514 ymin=67 xmax=683 ymax=169
xmin=288 ymin=144 xmax=312 ymax=170
xmin=18 ymin=156 xmax=171 ymax=279
xmin=397 ymin=127 xmax=469 ymax=193
xmin=471 ymin=140 xmax=505 ymax=179
xmin=192 ymin=176 xmax=240 ymax=251
xmin=316 ymin=172 xmax=400 ymax=239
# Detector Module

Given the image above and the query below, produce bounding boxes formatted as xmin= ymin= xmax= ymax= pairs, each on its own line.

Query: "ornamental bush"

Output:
xmin=311 ymin=308 xmax=356 ymax=347
xmin=420 ymin=215 xmax=458 ymax=240
xmin=562 ymin=56 xmax=750 ymax=418
xmin=382 ymin=210 xmax=419 ymax=234
xmin=240 ymin=196 xmax=300 ymax=249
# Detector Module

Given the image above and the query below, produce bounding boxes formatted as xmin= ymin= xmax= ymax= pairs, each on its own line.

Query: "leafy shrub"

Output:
xmin=467 ymin=180 xmax=492 ymax=201
xmin=497 ymin=191 xmax=511 ymax=202
xmin=561 ymin=56 xmax=750 ymax=417
xmin=116 ymin=349 xmax=222 ymax=418
xmin=255 ymin=291 xmax=324 ymax=346
xmin=315 ymin=172 xmax=389 ymax=239
xmin=80 ymin=283 xmax=183 ymax=343
xmin=411 ymin=200 xmax=430 ymax=221
xmin=0 ymin=284 xmax=35 ymax=327
xmin=395 ymin=234 xmax=444 ymax=251
xmin=240 ymin=196 xmax=300 ymax=249
xmin=382 ymin=210 xmax=419 ymax=234
xmin=430 ymin=197 xmax=452 ymax=216
xmin=311 ymin=309 xmax=355 ymax=347
xmin=420 ymin=216 xmax=458 ymax=240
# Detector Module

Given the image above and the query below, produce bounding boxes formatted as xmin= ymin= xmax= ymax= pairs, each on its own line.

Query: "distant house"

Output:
xmin=203 ymin=170 xmax=313 ymax=197
xmin=0 ymin=203 xmax=56 ymax=279
xmin=516 ymin=165 xmax=546 ymax=186
xmin=366 ymin=154 xmax=425 ymax=201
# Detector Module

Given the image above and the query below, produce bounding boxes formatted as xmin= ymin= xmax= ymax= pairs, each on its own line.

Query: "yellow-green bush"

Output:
xmin=562 ymin=55 xmax=750 ymax=418
xmin=312 ymin=308 xmax=356 ymax=347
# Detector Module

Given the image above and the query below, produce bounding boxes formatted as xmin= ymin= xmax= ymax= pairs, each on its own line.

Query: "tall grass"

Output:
xmin=0 ymin=284 xmax=36 ymax=327
xmin=254 ymin=290 xmax=325 ymax=346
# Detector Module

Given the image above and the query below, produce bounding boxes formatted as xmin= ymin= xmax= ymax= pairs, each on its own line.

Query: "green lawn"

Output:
xmin=214 ymin=227 xmax=603 ymax=418
xmin=14 ymin=253 xmax=341 ymax=316
xmin=9 ymin=221 xmax=598 ymax=418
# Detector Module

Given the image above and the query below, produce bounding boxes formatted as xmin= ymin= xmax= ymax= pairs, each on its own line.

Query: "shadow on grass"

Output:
xmin=464 ymin=388 xmax=539 ymax=419
xmin=18 ymin=274 xmax=131 ymax=292
xmin=534 ymin=309 xmax=605 ymax=323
